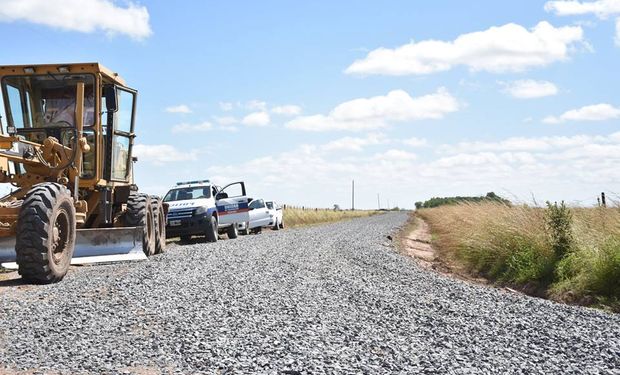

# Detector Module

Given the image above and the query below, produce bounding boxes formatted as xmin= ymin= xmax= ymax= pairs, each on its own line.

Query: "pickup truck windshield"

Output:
xmin=164 ymin=187 xmax=211 ymax=202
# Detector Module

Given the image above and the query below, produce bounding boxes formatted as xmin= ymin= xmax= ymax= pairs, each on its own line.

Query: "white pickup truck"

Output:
xmin=164 ymin=180 xmax=251 ymax=242
xmin=237 ymin=199 xmax=284 ymax=234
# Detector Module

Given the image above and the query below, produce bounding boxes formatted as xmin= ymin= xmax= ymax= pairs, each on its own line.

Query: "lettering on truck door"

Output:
xmin=215 ymin=182 xmax=251 ymax=225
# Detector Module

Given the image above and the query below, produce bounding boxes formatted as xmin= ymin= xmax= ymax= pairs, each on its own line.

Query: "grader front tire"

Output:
xmin=16 ymin=183 xmax=76 ymax=284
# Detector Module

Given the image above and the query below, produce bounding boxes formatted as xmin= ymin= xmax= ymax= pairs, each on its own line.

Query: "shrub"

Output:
xmin=545 ymin=201 xmax=573 ymax=259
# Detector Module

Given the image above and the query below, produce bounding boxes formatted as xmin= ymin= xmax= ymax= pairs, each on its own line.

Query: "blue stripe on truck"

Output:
xmin=216 ymin=201 xmax=249 ymax=216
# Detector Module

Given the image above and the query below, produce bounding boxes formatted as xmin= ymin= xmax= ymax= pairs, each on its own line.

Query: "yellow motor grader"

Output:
xmin=0 ymin=63 xmax=165 ymax=283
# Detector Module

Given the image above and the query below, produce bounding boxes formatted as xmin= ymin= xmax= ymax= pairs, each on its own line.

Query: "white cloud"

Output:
xmin=286 ymin=88 xmax=459 ymax=132
xmin=242 ymin=111 xmax=270 ymax=127
xmin=322 ymin=133 xmax=388 ymax=152
xmin=345 ymin=22 xmax=583 ymax=76
xmin=271 ymin=105 xmax=302 ymax=116
xmin=545 ymin=1 xmax=620 ymax=45
xmin=171 ymin=122 xmax=213 ymax=133
xmin=374 ymin=149 xmax=418 ymax=161
xmin=165 ymin=104 xmax=192 ymax=114
xmin=213 ymin=116 xmax=238 ymax=126
xmin=0 ymin=0 xmax=152 ymax=40
xmin=246 ymin=100 xmax=267 ymax=111
xmin=219 ymin=102 xmax=234 ymax=111
xmin=439 ymin=134 xmax=605 ymax=154
xmin=543 ymin=103 xmax=620 ymax=123
xmin=545 ymin=0 xmax=620 ymax=18
xmin=133 ymin=144 xmax=198 ymax=165
xmin=501 ymin=80 xmax=559 ymax=99
xmin=402 ymin=137 xmax=428 ymax=147
xmin=205 ymin=131 xmax=620 ymax=208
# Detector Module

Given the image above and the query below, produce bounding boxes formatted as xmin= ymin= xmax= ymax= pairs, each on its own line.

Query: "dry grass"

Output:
xmin=283 ymin=207 xmax=380 ymax=227
xmin=418 ymin=202 xmax=620 ymax=310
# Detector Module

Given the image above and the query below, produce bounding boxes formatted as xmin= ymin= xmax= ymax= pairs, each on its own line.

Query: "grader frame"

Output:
xmin=0 ymin=63 xmax=165 ymax=283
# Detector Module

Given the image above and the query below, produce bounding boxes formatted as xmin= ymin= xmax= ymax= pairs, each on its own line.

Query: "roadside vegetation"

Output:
xmin=417 ymin=201 xmax=620 ymax=311
xmin=415 ymin=192 xmax=510 ymax=209
xmin=283 ymin=206 xmax=380 ymax=227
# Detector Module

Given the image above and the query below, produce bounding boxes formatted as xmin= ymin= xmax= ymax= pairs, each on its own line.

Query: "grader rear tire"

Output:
xmin=151 ymin=196 xmax=166 ymax=254
xmin=125 ymin=193 xmax=156 ymax=257
xmin=16 ymin=183 xmax=76 ymax=284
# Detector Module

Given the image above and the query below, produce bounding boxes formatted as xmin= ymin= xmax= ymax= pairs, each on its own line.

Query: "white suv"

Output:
xmin=266 ymin=201 xmax=283 ymax=230
xmin=237 ymin=199 xmax=284 ymax=234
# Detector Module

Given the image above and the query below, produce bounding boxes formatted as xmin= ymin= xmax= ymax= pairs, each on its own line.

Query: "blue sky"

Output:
xmin=1 ymin=0 xmax=619 ymax=208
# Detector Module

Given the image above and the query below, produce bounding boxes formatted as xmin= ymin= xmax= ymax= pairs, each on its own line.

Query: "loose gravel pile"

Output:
xmin=0 ymin=212 xmax=619 ymax=374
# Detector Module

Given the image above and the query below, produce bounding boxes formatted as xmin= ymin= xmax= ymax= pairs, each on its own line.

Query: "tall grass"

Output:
xmin=418 ymin=202 xmax=620 ymax=309
xmin=283 ymin=207 xmax=379 ymax=227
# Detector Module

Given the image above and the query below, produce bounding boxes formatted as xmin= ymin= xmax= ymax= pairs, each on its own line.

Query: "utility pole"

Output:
xmin=377 ymin=193 xmax=380 ymax=210
xmin=351 ymin=180 xmax=355 ymax=210
xmin=602 ymin=192 xmax=606 ymax=207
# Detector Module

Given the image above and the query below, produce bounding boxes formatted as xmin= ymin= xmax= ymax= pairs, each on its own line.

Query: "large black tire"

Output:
xmin=125 ymin=193 xmax=156 ymax=256
xmin=150 ymin=196 xmax=166 ymax=254
xmin=273 ymin=219 xmax=280 ymax=231
xmin=240 ymin=222 xmax=250 ymax=235
xmin=16 ymin=183 xmax=76 ymax=284
xmin=227 ymin=223 xmax=238 ymax=239
xmin=205 ymin=214 xmax=218 ymax=242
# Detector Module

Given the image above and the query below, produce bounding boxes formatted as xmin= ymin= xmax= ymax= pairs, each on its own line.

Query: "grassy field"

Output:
xmin=418 ymin=202 xmax=620 ymax=311
xmin=283 ymin=207 xmax=380 ymax=227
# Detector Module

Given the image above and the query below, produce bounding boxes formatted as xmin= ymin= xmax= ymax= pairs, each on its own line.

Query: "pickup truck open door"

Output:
xmin=215 ymin=182 xmax=251 ymax=226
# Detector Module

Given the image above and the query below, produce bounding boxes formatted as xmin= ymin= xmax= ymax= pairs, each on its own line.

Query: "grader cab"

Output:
xmin=0 ymin=63 xmax=165 ymax=283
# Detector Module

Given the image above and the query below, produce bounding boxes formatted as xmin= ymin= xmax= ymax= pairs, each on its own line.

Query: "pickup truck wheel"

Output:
xmin=240 ymin=222 xmax=249 ymax=235
xmin=279 ymin=221 xmax=284 ymax=229
xmin=273 ymin=219 xmax=280 ymax=231
xmin=227 ymin=223 xmax=238 ymax=239
xmin=16 ymin=183 xmax=76 ymax=284
xmin=205 ymin=215 xmax=218 ymax=242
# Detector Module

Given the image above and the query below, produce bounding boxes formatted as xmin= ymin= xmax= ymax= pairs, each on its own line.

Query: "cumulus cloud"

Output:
xmin=206 ymin=131 xmax=620 ymax=208
xmin=0 ymin=0 xmax=152 ymax=40
xmin=286 ymin=88 xmax=459 ymax=132
xmin=246 ymin=100 xmax=267 ymax=111
xmin=345 ymin=22 xmax=583 ymax=76
xmin=321 ymin=133 xmax=388 ymax=152
xmin=501 ymin=80 xmax=559 ymax=99
xmin=271 ymin=105 xmax=302 ymax=116
xmin=402 ymin=137 xmax=428 ymax=147
xmin=242 ymin=112 xmax=270 ymax=127
xmin=165 ymin=104 xmax=192 ymax=114
xmin=544 ymin=0 xmax=620 ymax=18
xmin=219 ymin=102 xmax=234 ymax=111
xmin=543 ymin=103 xmax=620 ymax=123
xmin=545 ymin=0 xmax=620 ymax=45
xmin=439 ymin=134 xmax=605 ymax=154
xmin=213 ymin=116 xmax=238 ymax=126
xmin=171 ymin=122 xmax=213 ymax=133
xmin=133 ymin=144 xmax=198 ymax=165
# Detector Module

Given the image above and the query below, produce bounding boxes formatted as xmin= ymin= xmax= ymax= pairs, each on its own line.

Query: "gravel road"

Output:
xmin=1 ymin=212 xmax=619 ymax=374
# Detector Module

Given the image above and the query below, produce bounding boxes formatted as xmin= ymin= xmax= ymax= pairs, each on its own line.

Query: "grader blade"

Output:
xmin=0 ymin=227 xmax=146 ymax=268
